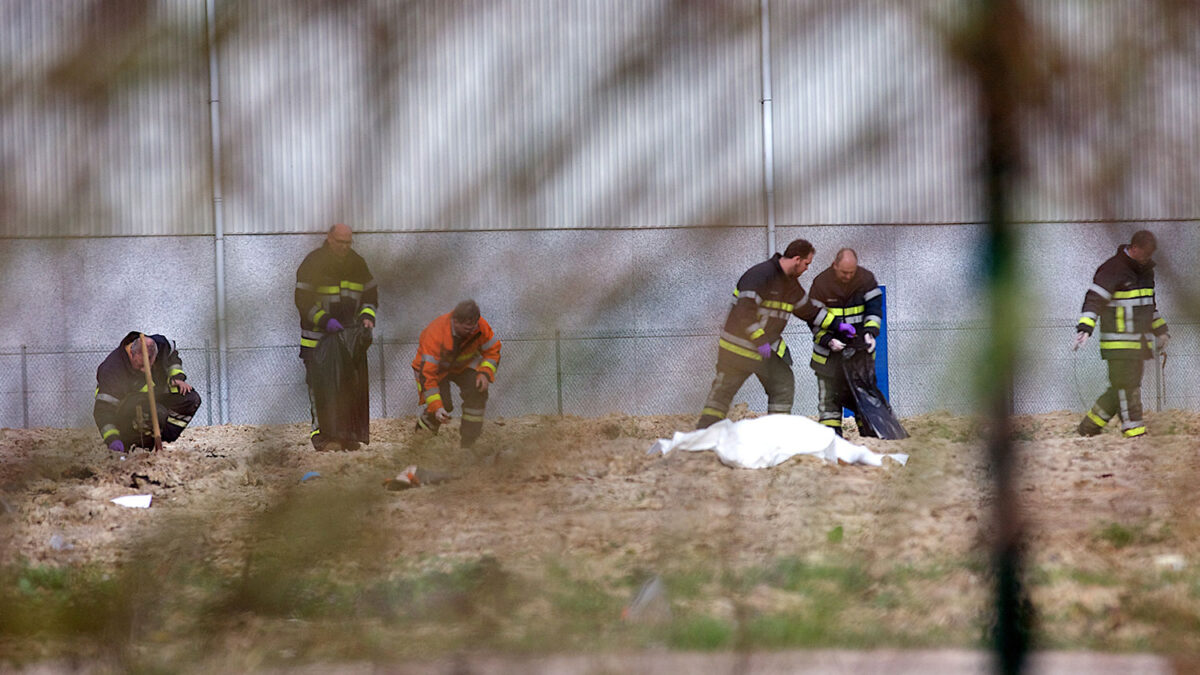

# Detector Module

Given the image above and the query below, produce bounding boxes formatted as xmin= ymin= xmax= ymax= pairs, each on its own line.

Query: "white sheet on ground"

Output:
xmin=649 ymin=415 xmax=908 ymax=469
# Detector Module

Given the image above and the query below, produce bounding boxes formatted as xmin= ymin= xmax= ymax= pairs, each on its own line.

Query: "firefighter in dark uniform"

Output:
xmin=1073 ymin=230 xmax=1168 ymax=439
xmin=806 ymin=248 xmax=884 ymax=437
xmin=93 ymin=332 xmax=201 ymax=452
xmin=697 ymin=239 xmax=822 ymax=429
xmin=294 ymin=223 xmax=378 ymax=450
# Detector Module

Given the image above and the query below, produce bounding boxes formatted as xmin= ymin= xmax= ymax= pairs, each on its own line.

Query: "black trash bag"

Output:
xmin=841 ymin=347 xmax=908 ymax=440
xmin=311 ymin=324 xmax=372 ymax=445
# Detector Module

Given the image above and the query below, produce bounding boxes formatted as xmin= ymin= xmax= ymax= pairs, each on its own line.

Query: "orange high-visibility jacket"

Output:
xmin=411 ymin=313 xmax=501 ymax=413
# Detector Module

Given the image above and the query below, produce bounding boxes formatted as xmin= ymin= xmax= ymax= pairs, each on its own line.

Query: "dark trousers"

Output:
xmin=114 ymin=389 xmax=202 ymax=447
xmin=697 ymin=358 xmax=794 ymax=429
xmin=1080 ymin=359 xmax=1145 ymax=437
xmin=816 ymin=371 xmax=873 ymax=438
xmin=418 ymin=369 xmax=490 ymax=447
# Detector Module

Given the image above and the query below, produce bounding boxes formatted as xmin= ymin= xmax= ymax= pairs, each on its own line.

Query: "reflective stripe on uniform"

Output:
xmin=1099 ymin=341 xmax=1142 ymax=350
xmin=719 ymin=338 xmax=762 ymax=361
xmin=826 ymin=305 xmax=865 ymax=316
xmin=1152 ymin=317 xmax=1166 ymax=329
xmin=340 ymin=280 xmax=364 ymax=292
xmin=1077 ymin=316 xmax=1096 ymax=328
xmin=863 ymin=288 xmax=882 ymax=301
xmin=295 ymin=281 xmax=315 ymax=291
xmin=101 ymin=424 xmax=120 ymax=440
xmin=811 ymin=353 xmax=828 ymax=365
xmin=96 ymin=392 xmax=119 ymax=405
xmin=761 ymin=300 xmax=794 ymax=312
xmin=1113 ymin=288 xmax=1153 ymax=299
xmin=1087 ymin=283 xmax=1112 ymax=300
xmin=1123 ymin=426 xmax=1146 ymax=438
xmin=301 ymin=338 xmax=319 ymax=348
xmin=316 ymin=285 xmax=340 ymax=294
xmin=1086 ymin=411 xmax=1108 ymax=428
xmin=819 ymin=419 xmax=842 ymax=427
xmin=480 ymin=360 xmax=496 ymax=374
xmin=359 ymin=306 xmax=376 ymax=318
xmin=700 ymin=407 xmax=726 ymax=419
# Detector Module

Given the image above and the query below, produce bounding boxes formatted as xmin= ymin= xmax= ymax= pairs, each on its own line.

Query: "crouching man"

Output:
xmin=412 ymin=300 xmax=501 ymax=448
xmin=93 ymin=332 xmax=202 ymax=452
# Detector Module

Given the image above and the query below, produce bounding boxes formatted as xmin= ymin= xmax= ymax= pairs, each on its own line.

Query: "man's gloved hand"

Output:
xmin=108 ymin=440 xmax=125 ymax=453
xmin=1071 ymin=331 xmax=1089 ymax=351
xmin=756 ymin=343 xmax=773 ymax=359
xmin=325 ymin=318 xmax=344 ymax=333
xmin=837 ymin=322 xmax=856 ymax=339
xmin=1158 ymin=333 xmax=1170 ymax=353
xmin=864 ymin=333 xmax=876 ymax=353
xmin=829 ymin=339 xmax=846 ymax=352
xmin=434 ymin=408 xmax=451 ymax=424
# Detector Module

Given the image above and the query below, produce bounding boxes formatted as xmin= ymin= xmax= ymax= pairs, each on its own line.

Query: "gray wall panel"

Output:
xmin=0 ymin=238 xmax=215 ymax=351
xmin=771 ymin=2 xmax=978 ymax=225
xmin=220 ymin=1 xmax=763 ymax=234
xmin=1 ymin=0 xmax=212 ymax=237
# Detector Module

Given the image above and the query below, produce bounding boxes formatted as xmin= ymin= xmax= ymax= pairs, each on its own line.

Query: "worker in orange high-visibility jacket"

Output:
xmin=411 ymin=300 xmax=501 ymax=447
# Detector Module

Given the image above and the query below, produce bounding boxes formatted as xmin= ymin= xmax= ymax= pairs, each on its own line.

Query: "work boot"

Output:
xmin=1077 ymin=418 xmax=1102 ymax=437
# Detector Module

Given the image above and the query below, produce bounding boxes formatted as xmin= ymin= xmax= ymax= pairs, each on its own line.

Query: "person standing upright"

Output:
xmin=696 ymin=239 xmax=823 ymax=429
xmin=1073 ymin=230 xmax=1168 ymax=439
xmin=806 ymin=248 xmax=885 ymax=437
xmin=294 ymin=224 xmax=378 ymax=450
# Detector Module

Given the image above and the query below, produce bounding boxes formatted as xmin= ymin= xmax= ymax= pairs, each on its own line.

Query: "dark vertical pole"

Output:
xmin=20 ymin=345 xmax=29 ymax=429
xmin=555 ymin=330 xmax=563 ymax=416
xmin=876 ymin=285 xmax=890 ymax=399
xmin=378 ymin=341 xmax=388 ymax=418
xmin=204 ymin=338 xmax=213 ymax=426
xmin=971 ymin=1 xmax=1031 ymax=672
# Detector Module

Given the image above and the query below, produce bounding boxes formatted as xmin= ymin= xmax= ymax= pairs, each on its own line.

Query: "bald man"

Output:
xmin=806 ymin=248 xmax=885 ymax=437
xmin=295 ymin=224 xmax=378 ymax=450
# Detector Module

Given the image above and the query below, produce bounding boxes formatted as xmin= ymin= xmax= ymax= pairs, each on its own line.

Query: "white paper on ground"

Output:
xmin=649 ymin=415 xmax=908 ymax=469
xmin=111 ymin=494 xmax=153 ymax=508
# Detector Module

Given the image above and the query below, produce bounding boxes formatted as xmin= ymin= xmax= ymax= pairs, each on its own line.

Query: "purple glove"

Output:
xmin=325 ymin=318 xmax=344 ymax=332
xmin=837 ymin=321 xmax=856 ymax=339
xmin=756 ymin=343 xmax=773 ymax=359
xmin=108 ymin=440 xmax=125 ymax=453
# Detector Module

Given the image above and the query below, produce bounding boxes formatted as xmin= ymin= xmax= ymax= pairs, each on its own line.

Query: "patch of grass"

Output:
xmin=764 ymin=556 xmax=870 ymax=595
xmin=668 ymin=615 xmax=732 ymax=650
xmin=826 ymin=525 xmax=844 ymax=544
xmin=1093 ymin=521 xmax=1170 ymax=549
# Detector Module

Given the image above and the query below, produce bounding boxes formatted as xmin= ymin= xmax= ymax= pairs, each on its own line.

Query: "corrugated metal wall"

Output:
xmin=771 ymin=1 xmax=979 ymax=225
xmin=4 ymin=1 xmax=1197 ymax=237
xmin=220 ymin=1 xmax=765 ymax=234
xmin=0 ymin=0 xmax=211 ymax=237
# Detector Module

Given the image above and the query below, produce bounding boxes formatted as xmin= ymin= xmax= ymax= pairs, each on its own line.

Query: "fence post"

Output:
xmin=555 ymin=330 xmax=563 ymax=416
xmin=378 ymin=340 xmax=387 ymax=418
xmin=1153 ymin=341 xmax=1163 ymax=413
xmin=20 ymin=345 xmax=29 ymax=429
xmin=204 ymin=338 xmax=213 ymax=425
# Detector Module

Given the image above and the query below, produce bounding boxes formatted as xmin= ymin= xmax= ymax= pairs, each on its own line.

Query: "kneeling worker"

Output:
xmin=412 ymin=300 xmax=501 ymax=447
xmin=94 ymin=332 xmax=201 ymax=452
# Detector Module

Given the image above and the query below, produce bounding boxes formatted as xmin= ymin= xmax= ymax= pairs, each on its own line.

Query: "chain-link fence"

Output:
xmin=2 ymin=322 xmax=1195 ymax=432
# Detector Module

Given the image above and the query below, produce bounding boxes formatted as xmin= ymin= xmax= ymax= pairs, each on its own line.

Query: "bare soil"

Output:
xmin=2 ymin=407 xmax=1199 ymax=671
